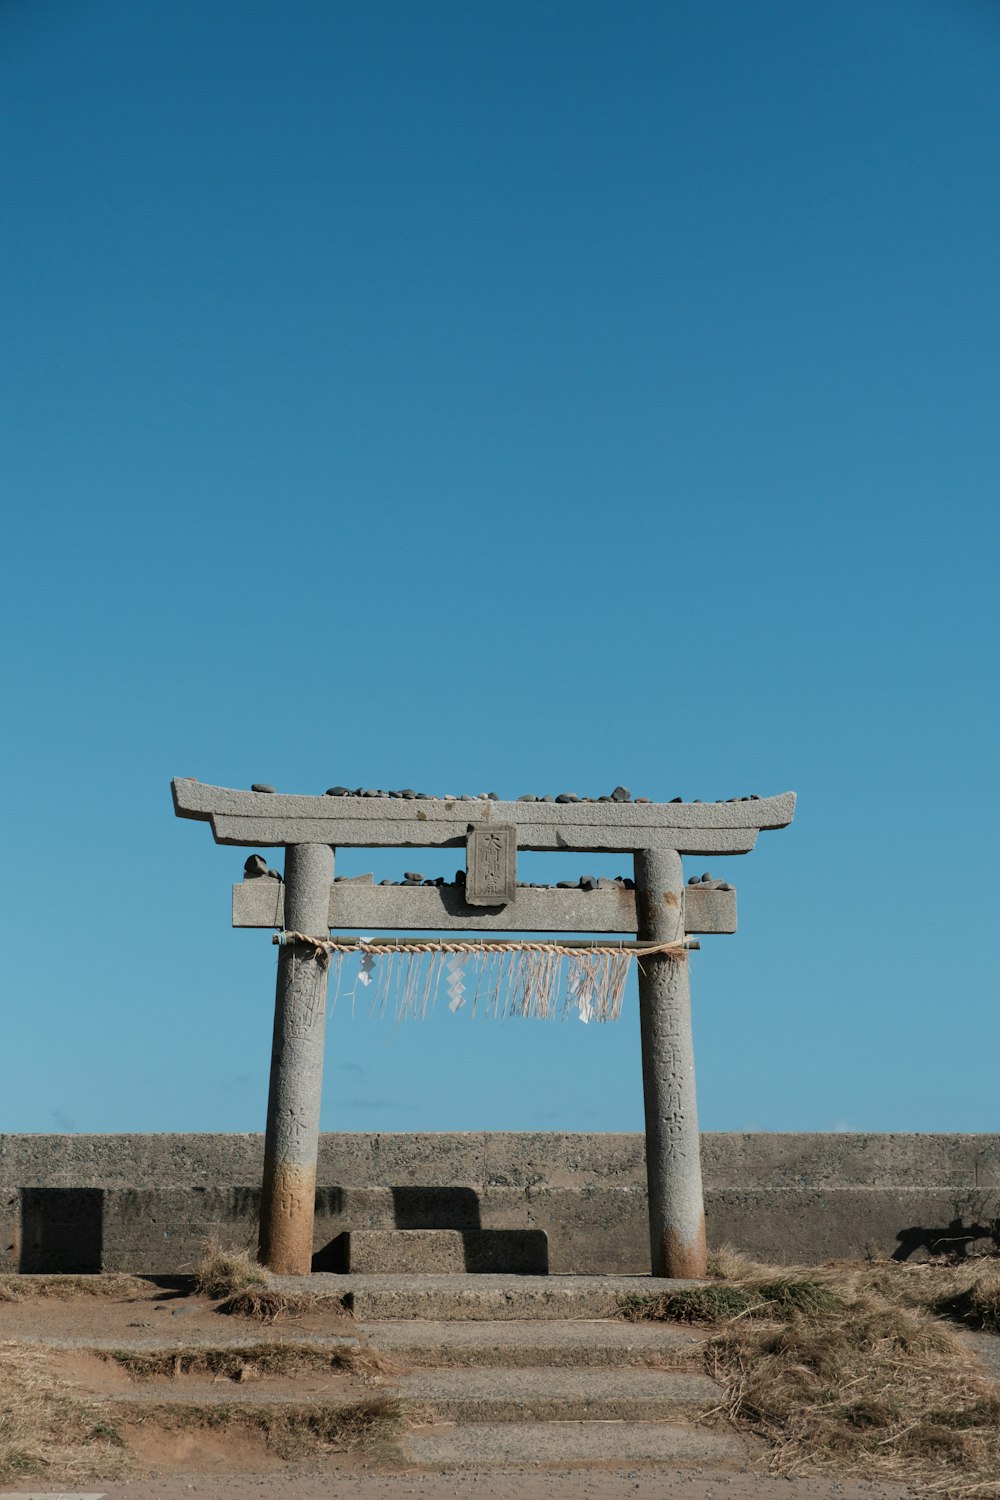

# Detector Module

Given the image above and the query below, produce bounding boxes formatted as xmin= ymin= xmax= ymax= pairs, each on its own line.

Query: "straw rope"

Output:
xmin=280 ymin=932 xmax=688 ymax=961
xmin=277 ymin=931 xmax=687 ymax=1024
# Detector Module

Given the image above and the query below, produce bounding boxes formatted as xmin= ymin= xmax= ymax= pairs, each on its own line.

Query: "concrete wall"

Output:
xmin=4 ymin=1133 xmax=1000 ymax=1275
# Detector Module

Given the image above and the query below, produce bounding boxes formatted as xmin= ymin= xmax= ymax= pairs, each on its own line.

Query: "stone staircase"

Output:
xmin=27 ymin=1274 xmax=749 ymax=1473
xmin=348 ymin=1277 xmax=745 ymax=1467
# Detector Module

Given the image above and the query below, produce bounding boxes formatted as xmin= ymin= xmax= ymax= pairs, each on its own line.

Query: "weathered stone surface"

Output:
xmin=6 ymin=1131 xmax=1000 ymax=1193
xmin=231 ymin=878 xmax=737 ymax=933
xmin=173 ymin=779 xmax=795 ymax=853
xmin=700 ymin=1132 xmax=1000 ymax=1189
xmin=705 ymin=1187 xmax=1000 ymax=1264
xmin=364 ymin=1316 xmax=698 ymax=1366
xmin=403 ymin=1419 xmax=744 ymax=1469
xmin=392 ymin=1365 xmax=719 ymax=1422
xmin=483 ymin=1132 xmax=645 ymax=1189
xmin=465 ymin=825 xmax=517 ymax=907
xmin=259 ymin=842 xmax=334 ymax=1275
xmin=317 ymin=1132 xmax=487 ymax=1189
xmin=13 ymin=1187 xmax=261 ymax=1274
xmin=480 ymin=1186 xmax=650 ymax=1274
xmin=221 ymin=816 xmax=764 ymax=853
xmin=344 ymin=1228 xmax=548 ymax=1274
xmin=634 ymin=848 xmax=705 ymax=1278
xmin=307 ymin=1272 xmax=705 ymax=1321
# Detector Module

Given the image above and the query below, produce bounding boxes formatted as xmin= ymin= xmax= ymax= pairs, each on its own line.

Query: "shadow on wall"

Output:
xmin=14 ymin=1183 xmax=543 ymax=1275
xmin=893 ymin=1218 xmax=1000 ymax=1262
xmin=308 ymin=1188 xmax=551 ymax=1272
xmin=19 ymin=1188 xmax=103 ymax=1272
xmin=25 ymin=1185 xmax=999 ymax=1274
xmin=391 ymin=1185 xmax=482 ymax=1230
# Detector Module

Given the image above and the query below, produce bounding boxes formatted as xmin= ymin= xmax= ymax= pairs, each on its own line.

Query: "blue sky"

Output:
xmin=1 ymin=0 xmax=997 ymax=1137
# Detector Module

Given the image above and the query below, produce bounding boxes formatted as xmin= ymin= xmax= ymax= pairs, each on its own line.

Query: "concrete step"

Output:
xmin=95 ymin=1362 xmax=720 ymax=1426
xmin=396 ymin=1366 xmax=721 ymax=1423
xmin=361 ymin=1318 xmax=699 ymax=1367
xmin=403 ymin=1418 xmax=746 ymax=1469
xmin=273 ymin=1272 xmax=700 ymax=1321
xmin=344 ymin=1228 xmax=548 ymax=1274
xmin=75 ymin=1319 xmax=698 ymax=1370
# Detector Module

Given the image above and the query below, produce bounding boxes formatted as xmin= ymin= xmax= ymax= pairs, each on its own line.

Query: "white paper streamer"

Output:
xmin=567 ymin=959 xmax=594 ymax=1024
xmin=446 ymin=952 xmax=467 ymax=1012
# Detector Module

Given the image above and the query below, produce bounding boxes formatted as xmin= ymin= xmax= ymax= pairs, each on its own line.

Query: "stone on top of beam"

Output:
xmin=172 ymin=779 xmax=795 ymax=855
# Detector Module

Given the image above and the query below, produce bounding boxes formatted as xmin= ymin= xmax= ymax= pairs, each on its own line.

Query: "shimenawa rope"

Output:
xmin=276 ymin=932 xmax=687 ymax=1025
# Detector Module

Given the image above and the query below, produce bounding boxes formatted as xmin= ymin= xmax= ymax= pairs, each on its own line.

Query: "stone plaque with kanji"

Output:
xmin=466 ymin=824 xmax=516 ymax=906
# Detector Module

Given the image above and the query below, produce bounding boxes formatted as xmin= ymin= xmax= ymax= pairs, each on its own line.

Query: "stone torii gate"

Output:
xmin=172 ymin=779 xmax=795 ymax=1278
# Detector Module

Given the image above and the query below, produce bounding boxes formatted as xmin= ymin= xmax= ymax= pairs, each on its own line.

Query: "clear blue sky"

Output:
xmin=1 ymin=0 xmax=997 ymax=1137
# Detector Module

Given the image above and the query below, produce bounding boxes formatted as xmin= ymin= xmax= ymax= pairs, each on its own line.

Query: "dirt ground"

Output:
xmin=0 ymin=1279 xmax=940 ymax=1499
xmin=0 ymin=1279 xmax=357 ymax=1342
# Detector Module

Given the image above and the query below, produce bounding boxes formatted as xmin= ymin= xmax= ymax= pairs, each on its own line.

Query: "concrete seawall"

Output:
xmin=4 ymin=1133 xmax=999 ymax=1274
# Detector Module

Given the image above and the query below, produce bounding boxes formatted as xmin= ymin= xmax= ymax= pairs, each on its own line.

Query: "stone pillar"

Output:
xmin=258 ymin=842 xmax=334 ymax=1274
xmin=633 ymin=848 xmax=707 ymax=1279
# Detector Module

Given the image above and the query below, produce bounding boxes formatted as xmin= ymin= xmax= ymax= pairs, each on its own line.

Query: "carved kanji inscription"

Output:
xmin=466 ymin=824 xmax=517 ymax=906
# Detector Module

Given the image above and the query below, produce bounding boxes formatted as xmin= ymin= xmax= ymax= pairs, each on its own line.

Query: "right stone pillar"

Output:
xmin=633 ymin=847 xmax=707 ymax=1279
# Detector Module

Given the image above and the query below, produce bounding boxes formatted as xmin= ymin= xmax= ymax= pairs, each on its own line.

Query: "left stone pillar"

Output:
xmin=258 ymin=842 xmax=334 ymax=1274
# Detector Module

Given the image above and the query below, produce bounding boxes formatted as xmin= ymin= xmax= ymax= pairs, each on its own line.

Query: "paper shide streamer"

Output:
xmin=282 ymin=935 xmax=689 ymax=1025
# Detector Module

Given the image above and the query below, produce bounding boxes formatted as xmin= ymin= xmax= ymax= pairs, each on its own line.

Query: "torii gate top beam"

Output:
xmin=171 ymin=780 xmax=796 ymax=856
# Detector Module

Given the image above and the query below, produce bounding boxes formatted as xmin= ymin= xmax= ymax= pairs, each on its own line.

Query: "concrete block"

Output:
xmin=482 ymin=1186 xmax=649 ymax=1274
xmin=700 ymin=1132 xmax=996 ymax=1190
xmin=97 ymin=1187 xmax=260 ymax=1273
xmin=483 ymin=1132 xmax=645 ymax=1189
xmin=0 ymin=1133 xmax=264 ymax=1191
xmin=363 ymin=1132 xmax=488 ymax=1189
xmin=5 ymin=1132 xmax=1000 ymax=1274
xmin=344 ymin=1229 xmax=548 ymax=1274
xmin=705 ymin=1187 xmax=1000 ymax=1264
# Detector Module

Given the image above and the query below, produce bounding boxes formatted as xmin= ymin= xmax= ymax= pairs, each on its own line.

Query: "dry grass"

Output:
xmin=0 ymin=1342 xmax=131 ymax=1484
xmin=621 ymin=1247 xmax=1000 ymax=1495
xmin=103 ymin=1340 xmax=394 ymax=1384
xmin=124 ymin=1393 xmax=403 ymax=1459
xmin=215 ymin=1286 xmax=322 ymax=1322
xmin=855 ymin=1256 xmax=1000 ymax=1334
xmin=214 ymin=1282 xmax=349 ymax=1323
xmin=194 ymin=1241 xmax=268 ymax=1300
xmin=619 ymin=1276 xmax=844 ymax=1325
xmin=0 ymin=1272 xmax=149 ymax=1302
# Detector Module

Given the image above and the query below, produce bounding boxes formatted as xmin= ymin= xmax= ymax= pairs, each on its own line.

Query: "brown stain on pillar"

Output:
xmin=661 ymin=1217 xmax=708 ymax=1280
xmin=258 ymin=1159 xmax=317 ymax=1276
xmin=662 ymin=891 xmax=680 ymax=908
xmin=636 ymin=890 xmax=659 ymax=930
